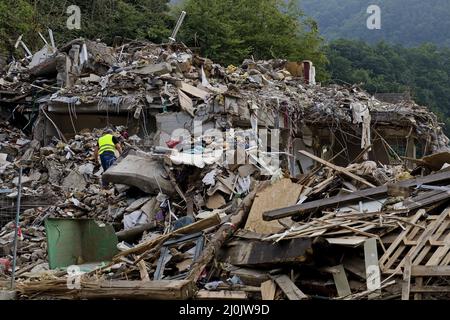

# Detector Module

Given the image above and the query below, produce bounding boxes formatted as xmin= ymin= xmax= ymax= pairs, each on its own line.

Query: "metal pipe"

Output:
xmin=169 ymin=11 xmax=187 ymax=43
xmin=10 ymin=167 xmax=22 ymax=289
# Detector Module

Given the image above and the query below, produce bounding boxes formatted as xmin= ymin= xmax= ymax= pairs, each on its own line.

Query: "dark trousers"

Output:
xmin=100 ymin=152 xmax=116 ymax=172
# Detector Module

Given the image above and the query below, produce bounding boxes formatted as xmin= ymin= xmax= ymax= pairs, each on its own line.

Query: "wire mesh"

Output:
xmin=0 ymin=189 xmax=16 ymax=230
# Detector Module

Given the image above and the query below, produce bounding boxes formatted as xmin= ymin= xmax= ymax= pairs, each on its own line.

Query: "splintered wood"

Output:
xmin=17 ymin=279 xmax=195 ymax=300
xmin=264 ymin=211 xmax=397 ymax=243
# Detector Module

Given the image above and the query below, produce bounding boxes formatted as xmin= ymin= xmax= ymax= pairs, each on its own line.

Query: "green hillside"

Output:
xmin=300 ymin=0 xmax=450 ymax=47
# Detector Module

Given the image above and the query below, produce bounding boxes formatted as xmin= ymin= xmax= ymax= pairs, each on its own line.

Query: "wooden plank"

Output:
xmin=244 ymin=179 xmax=302 ymax=234
xmin=229 ymin=268 xmax=270 ymax=286
xmin=263 ymin=170 xmax=450 ymax=221
xmin=273 ymin=275 xmax=308 ymax=300
xmin=17 ymin=279 xmax=195 ymax=300
xmin=116 ymin=222 xmax=158 ymax=241
xmin=261 ymin=280 xmax=277 ymax=300
xmin=195 ymin=290 xmax=247 ymax=300
xmin=379 ymin=210 xmax=424 ymax=272
xmin=326 ymin=237 xmax=367 ymax=247
xmin=385 ymin=220 xmax=425 ymax=269
xmin=330 ymin=265 xmax=351 ymax=297
xmin=364 ymin=238 xmax=381 ymax=299
xmin=411 ymin=286 xmax=450 ymax=293
xmin=396 ymin=209 xmax=450 ymax=272
xmin=403 ymin=189 xmax=450 ymax=211
xmin=402 ymin=257 xmax=411 ymax=300
xmin=298 ymin=150 xmax=376 ymax=188
xmin=425 ymin=230 xmax=450 ymax=266
xmin=410 ymin=265 xmax=450 ymax=276
xmin=413 ymin=219 xmax=449 ymax=265
xmin=178 ymin=89 xmax=195 ymax=117
xmin=414 ymin=277 xmax=423 ymax=300
xmin=343 ymin=256 xmax=367 ymax=280
xmin=442 ymin=252 xmax=450 ymax=266
xmin=218 ymin=238 xmax=312 ymax=266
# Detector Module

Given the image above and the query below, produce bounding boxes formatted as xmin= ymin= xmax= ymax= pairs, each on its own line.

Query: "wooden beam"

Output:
xmin=195 ymin=290 xmax=247 ymax=300
xmin=17 ymin=280 xmax=195 ymax=300
xmin=116 ymin=222 xmax=157 ymax=241
xmin=411 ymin=286 xmax=450 ymax=293
xmin=217 ymin=237 xmax=312 ymax=266
xmin=411 ymin=265 xmax=450 ymax=277
xmin=263 ymin=170 xmax=450 ymax=221
xmin=273 ymin=275 xmax=308 ymax=300
xmin=229 ymin=268 xmax=270 ymax=286
xmin=414 ymin=277 xmax=423 ymax=300
xmin=298 ymin=150 xmax=376 ymax=188
xmin=364 ymin=238 xmax=381 ymax=299
xmin=402 ymin=257 xmax=412 ymax=300
xmin=261 ymin=280 xmax=277 ymax=300
xmin=324 ymin=265 xmax=351 ymax=297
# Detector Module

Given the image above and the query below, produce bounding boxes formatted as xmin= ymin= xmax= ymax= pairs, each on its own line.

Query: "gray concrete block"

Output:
xmin=102 ymin=155 xmax=175 ymax=195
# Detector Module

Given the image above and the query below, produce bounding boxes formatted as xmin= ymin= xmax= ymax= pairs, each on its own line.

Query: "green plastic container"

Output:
xmin=45 ymin=218 xmax=118 ymax=269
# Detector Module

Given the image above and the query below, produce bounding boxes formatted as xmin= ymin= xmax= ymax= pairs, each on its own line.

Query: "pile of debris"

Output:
xmin=0 ymin=36 xmax=449 ymax=300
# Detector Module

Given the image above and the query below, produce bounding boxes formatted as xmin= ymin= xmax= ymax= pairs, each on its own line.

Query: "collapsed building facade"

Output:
xmin=0 ymin=37 xmax=449 ymax=300
xmin=2 ymin=38 xmax=447 ymax=165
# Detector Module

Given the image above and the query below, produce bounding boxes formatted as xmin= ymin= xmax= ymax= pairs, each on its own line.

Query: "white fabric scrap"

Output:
xmin=351 ymin=101 xmax=371 ymax=156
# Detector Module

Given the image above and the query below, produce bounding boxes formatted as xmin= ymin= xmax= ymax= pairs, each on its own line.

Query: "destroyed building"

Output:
xmin=0 ymin=37 xmax=449 ymax=300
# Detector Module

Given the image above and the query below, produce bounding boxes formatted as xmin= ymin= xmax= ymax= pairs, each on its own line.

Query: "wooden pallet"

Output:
xmin=402 ymin=263 xmax=450 ymax=300
xmin=379 ymin=208 xmax=450 ymax=274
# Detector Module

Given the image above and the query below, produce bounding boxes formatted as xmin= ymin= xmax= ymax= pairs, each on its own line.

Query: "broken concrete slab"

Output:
xmin=62 ymin=170 xmax=87 ymax=192
xmin=102 ymin=155 xmax=175 ymax=195
xmin=154 ymin=112 xmax=193 ymax=147
xmin=132 ymin=62 xmax=172 ymax=75
xmin=177 ymin=81 xmax=210 ymax=100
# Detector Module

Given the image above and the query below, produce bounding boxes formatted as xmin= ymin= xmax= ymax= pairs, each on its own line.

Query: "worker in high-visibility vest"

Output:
xmin=94 ymin=128 xmax=123 ymax=174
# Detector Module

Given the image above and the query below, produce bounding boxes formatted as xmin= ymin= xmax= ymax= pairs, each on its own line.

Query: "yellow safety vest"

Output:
xmin=98 ymin=134 xmax=116 ymax=155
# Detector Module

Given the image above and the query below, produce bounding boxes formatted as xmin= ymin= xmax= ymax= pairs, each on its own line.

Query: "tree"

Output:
xmin=0 ymin=0 xmax=35 ymax=56
xmin=177 ymin=0 xmax=328 ymax=80
xmin=325 ymin=39 xmax=450 ymax=132
xmin=0 ymin=0 xmax=174 ymax=57
xmin=300 ymin=0 xmax=450 ymax=47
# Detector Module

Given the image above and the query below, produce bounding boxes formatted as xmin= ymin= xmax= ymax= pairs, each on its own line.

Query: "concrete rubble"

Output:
xmin=0 ymin=37 xmax=449 ymax=300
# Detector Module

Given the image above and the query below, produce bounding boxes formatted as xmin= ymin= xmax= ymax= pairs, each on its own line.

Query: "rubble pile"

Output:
xmin=0 ymin=37 xmax=449 ymax=300
xmin=0 ymin=124 xmax=138 ymax=275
